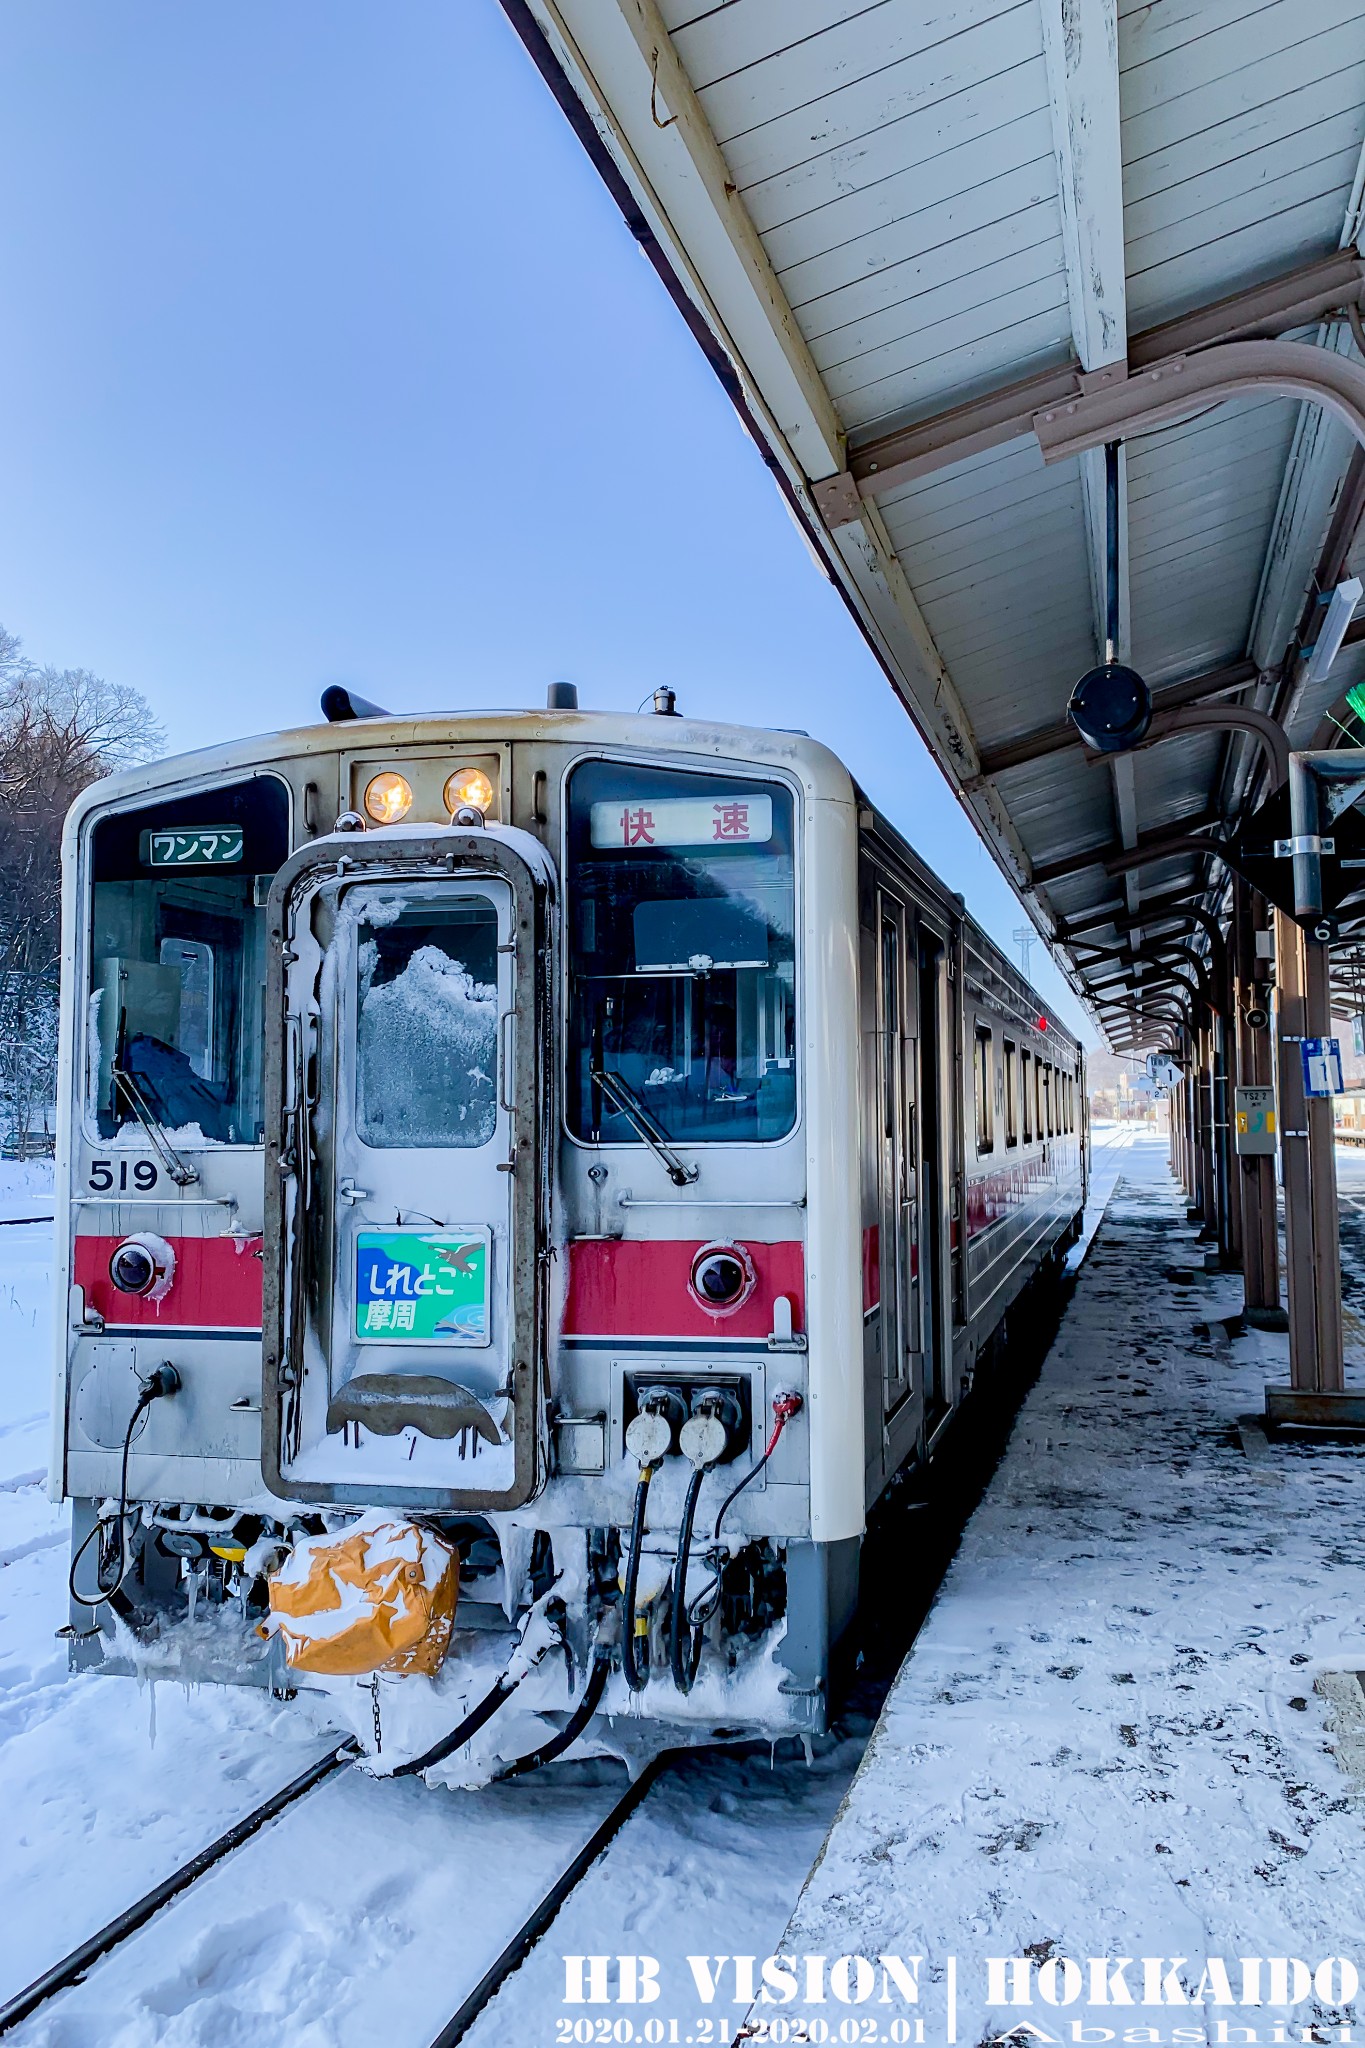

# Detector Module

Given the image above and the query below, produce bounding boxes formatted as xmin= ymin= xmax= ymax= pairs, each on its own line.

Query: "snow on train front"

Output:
xmin=53 ymin=705 xmax=871 ymax=1775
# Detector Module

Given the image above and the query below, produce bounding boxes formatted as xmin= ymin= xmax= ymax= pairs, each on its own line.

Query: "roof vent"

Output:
xmin=547 ymin=681 xmax=579 ymax=710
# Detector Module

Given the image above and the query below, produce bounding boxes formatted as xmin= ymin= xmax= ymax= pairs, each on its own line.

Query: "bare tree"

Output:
xmin=0 ymin=628 xmax=165 ymax=1152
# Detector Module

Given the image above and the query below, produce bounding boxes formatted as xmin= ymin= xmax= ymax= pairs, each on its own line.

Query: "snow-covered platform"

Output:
xmin=771 ymin=1135 xmax=1365 ymax=2046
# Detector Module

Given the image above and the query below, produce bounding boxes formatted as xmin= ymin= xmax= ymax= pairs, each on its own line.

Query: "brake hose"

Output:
xmin=390 ymin=1667 xmax=526 ymax=1778
xmin=620 ymin=1464 xmax=655 ymax=1693
xmin=391 ymin=1589 xmax=568 ymax=1778
xmin=497 ymin=1641 xmax=612 ymax=1780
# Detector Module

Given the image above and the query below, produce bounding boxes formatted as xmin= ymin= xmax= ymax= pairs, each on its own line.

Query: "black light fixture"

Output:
xmin=1067 ymin=441 xmax=1152 ymax=754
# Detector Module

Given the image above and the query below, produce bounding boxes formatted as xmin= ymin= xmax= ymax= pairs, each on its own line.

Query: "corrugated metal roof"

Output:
xmin=504 ymin=0 xmax=1365 ymax=1045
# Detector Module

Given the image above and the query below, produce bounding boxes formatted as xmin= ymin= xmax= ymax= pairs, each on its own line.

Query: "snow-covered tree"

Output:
xmin=0 ymin=628 xmax=165 ymax=1153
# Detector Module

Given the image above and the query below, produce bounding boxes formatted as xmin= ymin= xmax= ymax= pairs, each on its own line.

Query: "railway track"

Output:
xmin=0 ymin=1185 xmax=1083 ymax=2045
xmin=0 ymin=1734 xmax=674 ymax=2047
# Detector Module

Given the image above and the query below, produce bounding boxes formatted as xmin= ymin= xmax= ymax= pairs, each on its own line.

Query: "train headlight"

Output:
xmin=444 ymin=766 xmax=495 ymax=818
xmin=689 ymin=1242 xmax=756 ymax=1316
xmin=363 ymin=771 xmax=414 ymax=824
xmin=109 ymin=1235 xmax=173 ymax=1298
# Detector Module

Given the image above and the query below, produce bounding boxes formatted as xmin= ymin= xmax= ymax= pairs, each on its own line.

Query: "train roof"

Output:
xmin=67 ymin=704 xmax=1080 ymax=1054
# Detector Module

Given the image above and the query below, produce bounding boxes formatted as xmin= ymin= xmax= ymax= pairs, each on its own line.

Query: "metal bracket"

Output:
xmin=1274 ymin=835 xmax=1335 ymax=856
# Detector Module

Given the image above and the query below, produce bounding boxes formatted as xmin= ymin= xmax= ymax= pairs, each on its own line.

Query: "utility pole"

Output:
xmin=1013 ymin=926 xmax=1037 ymax=981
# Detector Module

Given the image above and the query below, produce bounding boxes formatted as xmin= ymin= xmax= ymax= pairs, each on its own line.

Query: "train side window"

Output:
xmin=973 ymin=1026 xmax=994 ymax=1154
xmin=1002 ymin=1039 xmax=1018 ymax=1146
xmin=1042 ymin=1063 xmax=1053 ymax=1137
xmin=1020 ymin=1047 xmax=1032 ymax=1142
xmin=1034 ymin=1055 xmax=1044 ymax=1139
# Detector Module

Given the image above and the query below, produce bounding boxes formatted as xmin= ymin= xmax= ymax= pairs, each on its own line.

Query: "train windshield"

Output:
xmin=85 ymin=777 xmax=290 ymax=1145
xmin=566 ymin=759 xmax=797 ymax=1144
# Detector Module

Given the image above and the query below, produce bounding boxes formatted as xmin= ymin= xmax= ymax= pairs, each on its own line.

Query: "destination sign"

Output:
xmin=590 ymin=794 xmax=773 ymax=850
xmin=141 ymin=827 xmax=245 ymax=868
xmin=354 ymin=1229 xmax=490 ymax=1345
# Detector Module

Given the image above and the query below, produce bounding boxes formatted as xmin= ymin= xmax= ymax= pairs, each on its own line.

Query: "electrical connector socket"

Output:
xmin=679 ymin=1411 xmax=728 ymax=1469
xmin=625 ymin=1409 xmax=674 ymax=1468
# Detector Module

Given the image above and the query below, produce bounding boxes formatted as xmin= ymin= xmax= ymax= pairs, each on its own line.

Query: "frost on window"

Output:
xmin=355 ymin=898 xmax=500 ymax=1149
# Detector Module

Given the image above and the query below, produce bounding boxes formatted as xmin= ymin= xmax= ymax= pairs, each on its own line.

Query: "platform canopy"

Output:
xmin=502 ymin=0 xmax=1365 ymax=1046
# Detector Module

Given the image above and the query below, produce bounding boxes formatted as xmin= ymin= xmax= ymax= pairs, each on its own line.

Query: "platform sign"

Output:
xmin=1234 ymin=1085 xmax=1277 ymax=1155
xmin=354 ymin=1229 xmax=490 ymax=1345
xmin=1301 ymin=1038 xmax=1344 ymax=1098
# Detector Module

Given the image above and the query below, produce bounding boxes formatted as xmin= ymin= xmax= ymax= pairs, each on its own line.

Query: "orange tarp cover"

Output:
xmin=269 ymin=1514 xmax=458 ymax=1677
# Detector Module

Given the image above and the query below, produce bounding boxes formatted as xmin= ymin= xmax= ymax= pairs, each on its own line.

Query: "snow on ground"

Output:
xmin=776 ymin=1132 xmax=1365 ymax=2045
xmin=0 ymin=1158 xmax=864 ymax=2044
xmin=0 ymin=1160 xmax=335 ymax=2017
xmin=17 ymin=1129 xmax=1299 ymax=2046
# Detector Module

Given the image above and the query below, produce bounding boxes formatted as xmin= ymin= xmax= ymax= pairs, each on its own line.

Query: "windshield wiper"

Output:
xmin=591 ymin=1068 xmax=698 ymax=1187
xmin=112 ymin=1064 xmax=200 ymax=1187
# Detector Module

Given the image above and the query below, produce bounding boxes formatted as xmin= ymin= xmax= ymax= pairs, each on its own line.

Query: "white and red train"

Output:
xmin=53 ymin=691 xmax=1084 ymax=1760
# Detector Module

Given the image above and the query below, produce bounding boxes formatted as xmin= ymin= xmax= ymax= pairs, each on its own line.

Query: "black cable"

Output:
xmin=68 ymin=1390 xmax=154 ymax=1609
xmin=496 ymin=1646 xmax=611 ymax=1780
xmin=390 ymin=1669 xmax=525 ymax=1779
xmin=712 ymin=1439 xmax=778 ymax=1542
xmin=669 ymin=1465 xmax=706 ymax=1695
xmin=620 ymin=1466 xmax=654 ymax=1692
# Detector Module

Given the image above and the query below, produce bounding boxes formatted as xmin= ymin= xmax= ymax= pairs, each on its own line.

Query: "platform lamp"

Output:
xmin=1067 ymin=441 xmax=1152 ymax=753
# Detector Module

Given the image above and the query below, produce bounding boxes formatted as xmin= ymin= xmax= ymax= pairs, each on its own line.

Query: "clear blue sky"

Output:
xmin=0 ymin=0 xmax=1089 ymax=1037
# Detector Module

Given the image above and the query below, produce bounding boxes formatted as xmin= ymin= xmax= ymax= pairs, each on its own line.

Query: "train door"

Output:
xmin=875 ymin=894 xmax=917 ymax=1463
xmin=916 ymin=923 xmax=951 ymax=1426
xmin=261 ymin=829 xmax=553 ymax=1512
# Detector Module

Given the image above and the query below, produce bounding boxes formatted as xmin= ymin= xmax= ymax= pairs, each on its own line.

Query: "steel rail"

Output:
xmin=0 ymin=1740 xmax=358 ymax=2038
xmin=427 ymin=1750 xmax=677 ymax=2048
xmin=0 ymin=1718 xmax=672 ymax=2048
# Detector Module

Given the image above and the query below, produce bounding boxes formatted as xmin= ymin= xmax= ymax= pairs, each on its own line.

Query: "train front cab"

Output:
xmin=55 ymin=722 xmax=867 ymax=1729
xmin=54 ymin=712 xmax=1080 ymax=1738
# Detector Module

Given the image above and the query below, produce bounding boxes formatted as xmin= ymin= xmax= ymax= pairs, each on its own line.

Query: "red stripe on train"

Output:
xmin=863 ymin=1225 xmax=880 ymax=1311
xmin=73 ymin=1235 xmax=263 ymax=1329
xmin=563 ymin=1239 xmax=804 ymax=1339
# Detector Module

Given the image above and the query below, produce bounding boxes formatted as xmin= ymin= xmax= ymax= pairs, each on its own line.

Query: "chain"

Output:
xmin=370 ymin=1674 xmax=382 ymax=1754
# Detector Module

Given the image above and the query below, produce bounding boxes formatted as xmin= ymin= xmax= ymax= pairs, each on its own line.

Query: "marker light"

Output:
xmin=109 ymin=1241 xmax=158 ymax=1294
xmin=364 ymin=771 xmax=413 ymax=824
xmin=689 ymin=1241 xmax=756 ymax=1315
xmin=444 ymin=766 xmax=495 ymax=817
xmin=109 ymin=1235 xmax=174 ymax=1297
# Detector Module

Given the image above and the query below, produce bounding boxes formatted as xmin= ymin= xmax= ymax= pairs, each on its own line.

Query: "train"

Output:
xmin=53 ymin=687 xmax=1085 ymax=1773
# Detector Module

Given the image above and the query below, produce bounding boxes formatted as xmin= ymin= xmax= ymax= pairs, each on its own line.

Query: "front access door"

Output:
xmin=262 ymin=831 xmax=552 ymax=1512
